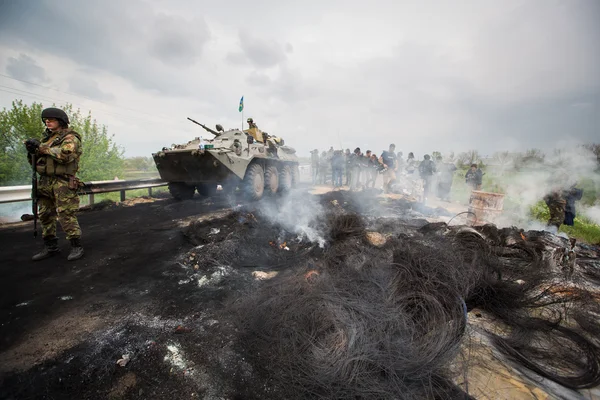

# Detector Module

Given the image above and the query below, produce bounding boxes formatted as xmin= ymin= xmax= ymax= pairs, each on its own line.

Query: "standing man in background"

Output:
xmin=544 ymin=189 xmax=566 ymax=231
xmin=379 ymin=144 xmax=397 ymax=193
xmin=25 ymin=108 xmax=84 ymax=261
xmin=418 ymin=154 xmax=436 ymax=201
xmin=436 ymin=156 xmax=457 ymax=201
xmin=465 ymin=164 xmax=483 ymax=191
xmin=563 ymin=184 xmax=584 ymax=226
xmin=310 ymin=149 xmax=320 ymax=185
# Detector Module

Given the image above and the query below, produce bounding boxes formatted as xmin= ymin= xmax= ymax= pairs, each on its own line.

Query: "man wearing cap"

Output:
xmin=24 ymin=107 xmax=84 ymax=261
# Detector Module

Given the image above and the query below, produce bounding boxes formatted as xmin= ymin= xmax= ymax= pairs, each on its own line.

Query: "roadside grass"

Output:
xmin=122 ymin=169 xmax=160 ymax=180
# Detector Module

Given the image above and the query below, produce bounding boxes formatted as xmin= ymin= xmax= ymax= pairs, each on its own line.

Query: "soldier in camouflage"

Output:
xmin=25 ymin=108 xmax=84 ymax=261
xmin=543 ymin=190 xmax=566 ymax=231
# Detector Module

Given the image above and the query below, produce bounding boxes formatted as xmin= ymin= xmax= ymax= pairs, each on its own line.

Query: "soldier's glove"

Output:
xmin=25 ymin=138 xmax=41 ymax=154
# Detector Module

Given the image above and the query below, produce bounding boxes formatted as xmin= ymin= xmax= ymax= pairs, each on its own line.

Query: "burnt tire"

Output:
xmin=243 ymin=163 xmax=265 ymax=200
xmin=279 ymin=165 xmax=293 ymax=192
xmin=196 ymin=183 xmax=217 ymax=197
xmin=264 ymin=165 xmax=279 ymax=195
xmin=168 ymin=182 xmax=195 ymax=200
xmin=291 ymin=164 xmax=300 ymax=188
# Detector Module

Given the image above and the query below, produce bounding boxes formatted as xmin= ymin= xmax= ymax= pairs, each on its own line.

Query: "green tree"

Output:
xmin=0 ymin=100 xmax=124 ymax=185
xmin=0 ymin=100 xmax=44 ymax=184
xmin=456 ymin=150 xmax=480 ymax=168
xmin=124 ymin=156 xmax=155 ymax=171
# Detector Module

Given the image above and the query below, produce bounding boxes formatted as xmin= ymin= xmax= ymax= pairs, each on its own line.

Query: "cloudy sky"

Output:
xmin=0 ymin=0 xmax=598 ymax=158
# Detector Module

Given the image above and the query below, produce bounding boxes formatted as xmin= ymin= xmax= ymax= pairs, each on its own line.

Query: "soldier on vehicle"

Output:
xmin=246 ymin=118 xmax=263 ymax=143
xmin=25 ymin=108 xmax=84 ymax=261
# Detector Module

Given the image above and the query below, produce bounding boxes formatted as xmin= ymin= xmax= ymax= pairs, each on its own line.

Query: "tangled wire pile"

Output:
xmin=220 ymin=204 xmax=600 ymax=399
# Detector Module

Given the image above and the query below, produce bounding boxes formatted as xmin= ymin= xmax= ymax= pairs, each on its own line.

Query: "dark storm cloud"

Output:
xmin=5 ymin=53 xmax=48 ymax=83
xmin=67 ymin=74 xmax=115 ymax=101
xmin=0 ymin=0 xmax=210 ymax=96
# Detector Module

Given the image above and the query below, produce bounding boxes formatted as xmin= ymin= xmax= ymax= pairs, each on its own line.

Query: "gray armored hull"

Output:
xmin=152 ymin=126 xmax=299 ymax=200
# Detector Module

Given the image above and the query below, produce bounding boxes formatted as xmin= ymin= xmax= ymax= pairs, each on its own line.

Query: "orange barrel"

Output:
xmin=467 ymin=190 xmax=505 ymax=226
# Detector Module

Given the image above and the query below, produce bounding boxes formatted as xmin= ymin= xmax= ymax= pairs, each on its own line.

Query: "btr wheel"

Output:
xmin=291 ymin=164 xmax=300 ymax=188
xmin=243 ymin=163 xmax=265 ymax=200
xmin=264 ymin=165 xmax=279 ymax=195
xmin=279 ymin=165 xmax=292 ymax=192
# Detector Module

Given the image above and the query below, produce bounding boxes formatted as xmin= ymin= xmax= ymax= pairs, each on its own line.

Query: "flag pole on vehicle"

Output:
xmin=239 ymin=95 xmax=244 ymax=131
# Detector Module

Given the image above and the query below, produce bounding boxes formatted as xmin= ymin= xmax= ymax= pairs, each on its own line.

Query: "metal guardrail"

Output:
xmin=0 ymin=178 xmax=168 ymax=205
xmin=1 ymin=164 xmax=313 ymax=206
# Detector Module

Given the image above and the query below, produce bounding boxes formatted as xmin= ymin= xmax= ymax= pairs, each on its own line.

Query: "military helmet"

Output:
xmin=41 ymin=107 xmax=69 ymax=125
xmin=247 ymin=118 xmax=253 ymax=123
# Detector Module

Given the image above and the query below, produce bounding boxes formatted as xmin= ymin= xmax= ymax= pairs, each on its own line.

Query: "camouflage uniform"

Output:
xmin=544 ymin=191 xmax=566 ymax=230
xmin=33 ymin=126 xmax=84 ymax=260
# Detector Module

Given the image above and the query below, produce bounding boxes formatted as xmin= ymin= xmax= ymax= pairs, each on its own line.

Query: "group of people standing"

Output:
xmin=310 ymin=144 xmax=465 ymax=202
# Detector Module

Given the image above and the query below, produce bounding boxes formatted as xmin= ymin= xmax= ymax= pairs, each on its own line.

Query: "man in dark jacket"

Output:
xmin=331 ymin=150 xmax=345 ymax=188
xmin=418 ymin=154 xmax=436 ymax=201
xmin=378 ymin=144 xmax=397 ymax=193
xmin=465 ymin=164 xmax=483 ymax=190
xmin=563 ymin=185 xmax=584 ymax=226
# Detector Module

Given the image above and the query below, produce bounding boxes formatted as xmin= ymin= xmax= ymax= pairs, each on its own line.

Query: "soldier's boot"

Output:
xmin=32 ymin=236 xmax=60 ymax=261
xmin=67 ymin=238 xmax=84 ymax=261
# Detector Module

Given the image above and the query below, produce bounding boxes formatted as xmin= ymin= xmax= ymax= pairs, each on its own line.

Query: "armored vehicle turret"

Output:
xmin=152 ymin=118 xmax=300 ymax=200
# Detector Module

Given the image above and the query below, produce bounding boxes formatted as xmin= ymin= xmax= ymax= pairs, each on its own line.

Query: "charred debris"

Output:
xmin=176 ymin=189 xmax=600 ymax=399
xmin=3 ymin=190 xmax=598 ymax=399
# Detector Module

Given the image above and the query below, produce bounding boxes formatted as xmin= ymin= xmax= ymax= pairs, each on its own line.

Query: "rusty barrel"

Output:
xmin=467 ymin=190 xmax=505 ymax=226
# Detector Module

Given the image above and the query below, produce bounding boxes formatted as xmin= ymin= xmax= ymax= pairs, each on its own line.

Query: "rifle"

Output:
xmin=31 ymin=153 xmax=38 ymax=238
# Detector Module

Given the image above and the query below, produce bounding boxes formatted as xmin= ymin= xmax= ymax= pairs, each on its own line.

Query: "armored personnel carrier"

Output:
xmin=152 ymin=118 xmax=300 ymax=201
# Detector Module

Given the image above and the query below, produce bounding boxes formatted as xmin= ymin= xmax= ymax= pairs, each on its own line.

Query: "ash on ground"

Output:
xmin=1 ymin=189 xmax=599 ymax=400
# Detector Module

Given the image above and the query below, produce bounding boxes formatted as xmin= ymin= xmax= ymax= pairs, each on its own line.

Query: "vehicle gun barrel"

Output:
xmin=187 ymin=117 xmax=221 ymax=136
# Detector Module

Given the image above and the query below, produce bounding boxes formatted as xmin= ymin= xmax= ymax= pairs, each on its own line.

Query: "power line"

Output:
xmin=0 ymin=85 xmax=194 ymax=130
xmin=0 ymin=72 xmax=186 ymax=124
xmin=0 ymin=86 xmax=155 ymax=125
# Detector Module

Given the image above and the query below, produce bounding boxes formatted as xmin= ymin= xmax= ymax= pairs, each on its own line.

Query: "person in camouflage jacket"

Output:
xmin=25 ymin=108 xmax=84 ymax=261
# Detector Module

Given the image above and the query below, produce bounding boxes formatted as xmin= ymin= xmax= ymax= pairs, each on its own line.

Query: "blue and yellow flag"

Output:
xmin=238 ymin=96 xmax=244 ymax=112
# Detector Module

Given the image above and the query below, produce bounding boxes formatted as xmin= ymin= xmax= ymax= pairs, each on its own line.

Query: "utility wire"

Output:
xmin=0 ymin=72 xmax=174 ymax=122
xmin=0 ymin=85 xmax=194 ymax=130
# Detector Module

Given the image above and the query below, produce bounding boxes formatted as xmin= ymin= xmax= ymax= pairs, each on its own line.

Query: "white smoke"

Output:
xmin=253 ymin=188 xmax=326 ymax=247
xmin=488 ymin=146 xmax=599 ymax=229
xmin=582 ymin=205 xmax=600 ymax=225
